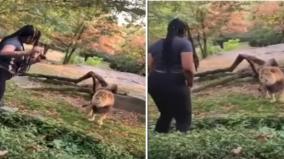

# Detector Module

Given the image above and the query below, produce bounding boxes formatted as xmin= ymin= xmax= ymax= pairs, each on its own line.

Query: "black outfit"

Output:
xmin=0 ymin=37 xmax=23 ymax=105
xmin=0 ymin=70 xmax=12 ymax=106
xmin=148 ymin=37 xmax=193 ymax=133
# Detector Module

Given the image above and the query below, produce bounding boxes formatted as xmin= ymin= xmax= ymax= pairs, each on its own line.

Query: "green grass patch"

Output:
xmin=0 ymin=112 xmax=134 ymax=159
xmin=193 ymin=93 xmax=282 ymax=115
xmin=149 ymin=127 xmax=284 ymax=159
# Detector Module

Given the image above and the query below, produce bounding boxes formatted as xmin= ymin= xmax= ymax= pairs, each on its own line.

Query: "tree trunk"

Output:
xmin=62 ymin=22 xmax=85 ymax=64
xmin=197 ymin=33 xmax=205 ymax=57
xmin=201 ymin=22 xmax=208 ymax=58
xmin=62 ymin=50 xmax=71 ymax=64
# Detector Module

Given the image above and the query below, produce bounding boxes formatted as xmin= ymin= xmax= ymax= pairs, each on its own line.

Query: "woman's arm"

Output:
xmin=181 ymin=52 xmax=195 ymax=87
xmin=0 ymin=45 xmax=41 ymax=58
xmin=0 ymin=45 xmax=31 ymax=58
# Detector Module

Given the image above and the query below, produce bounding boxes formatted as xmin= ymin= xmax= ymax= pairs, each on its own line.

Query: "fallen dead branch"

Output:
xmin=192 ymin=73 xmax=251 ymax=93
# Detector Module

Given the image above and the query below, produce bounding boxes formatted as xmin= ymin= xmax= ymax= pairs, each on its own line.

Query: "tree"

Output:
xmin=148 ymin=1 xmax=248 ymax=58
xmin=251 ymin=1 xmax=284 ymax=33
xmin=0 ymin=0 xmax=145 ymax=64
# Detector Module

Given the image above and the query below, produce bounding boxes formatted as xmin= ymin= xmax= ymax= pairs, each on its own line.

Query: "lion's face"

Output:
xmin=92 ymin=90 xmax=115 ymax=108
xmin=259 ymin=67 xmax=279 ymax=85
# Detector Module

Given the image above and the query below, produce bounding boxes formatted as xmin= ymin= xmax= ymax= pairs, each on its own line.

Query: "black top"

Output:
xmin=0 ymin=37 xmax=25 ymax=74
xmin=149 ymin=36 xmax=193 ymax=71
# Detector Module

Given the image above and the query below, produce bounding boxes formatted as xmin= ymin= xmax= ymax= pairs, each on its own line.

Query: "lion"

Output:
xmin=83 ymin=88 xmax=115 ymax=126
xmin=258 ymin=66 xmax=284 ymax=103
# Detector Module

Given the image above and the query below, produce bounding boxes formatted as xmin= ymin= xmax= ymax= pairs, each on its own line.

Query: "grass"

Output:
xmin=148 ymin=81 xmax=284 ymax=159
xmin=2 ymin=81 xmax=145 ymax=158
xmin=0 ymin=112 xmax=133 ymax=159
xmin=149 ymin=127 xmax=284 ymax=159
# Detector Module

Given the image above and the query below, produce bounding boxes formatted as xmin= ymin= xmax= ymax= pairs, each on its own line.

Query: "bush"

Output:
xmin=68 ymin=53 xmax=84 ymax=64
xmin=223 ymin=39 xmax=240 ymax=51
xmin=149 ymin=116 xmax=284 ymax=159
xmin=0 ymin=112 xmax=134 ymax=159
xmin=248 ymin=28 xmax=284 ymax=47
xmin=149 ymin=128 xmax=284 ymax=159
xmin=68 ymin=53 xmax=103 ymax=66
xmin=207 ymin=43 xmax=222 ymax=55
xmin=109 ymin=54 xmax=145 ymax=75
xmin=85 ymin=56 xmax=103 ymax=66
xmin=201 ymin=39 xmax=241 ymax=57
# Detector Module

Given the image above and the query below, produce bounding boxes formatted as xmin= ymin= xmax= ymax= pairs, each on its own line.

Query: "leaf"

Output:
xmin=53 ymin=139 xmax=64 ymax=149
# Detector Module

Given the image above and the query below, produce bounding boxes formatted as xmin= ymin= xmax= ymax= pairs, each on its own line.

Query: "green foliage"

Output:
xmin=207 ymin=43 xmax=222 ymax=55
xmin=109 ymin=26 xmax=145 ymax=75
xmin=110 ymin=54 xmax=144 ymax=75
xmin=68 ymin=53 xmax=103 ymax=66
xmin=0 ymin=112 xmax=134 ymax=159
xmin=85 ymin=57 xmax=104 ymax=66
xmin=68 ymin=53 xmax=84 ymax=64
xmin=203 ymin=39 xmax=241 ymax=56
xmin=248 ymin=28 xmax=284 ymax=47
xmin=223 ymin=39 xmax=241 ymax=51
xmin=149 ymin=125 xmax=284 ymax=159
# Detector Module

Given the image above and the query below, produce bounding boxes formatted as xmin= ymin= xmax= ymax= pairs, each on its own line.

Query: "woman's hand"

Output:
xmin=29 ymin=46 xmax=46 ymax=63
xmin=30 ymin=46 xmax=44 ymax=57
xmin=32 ymin=46 xmax=44 ymax=54
xmin=184 ymin=71 xmax=193 ymax=88
xmin=187 ymin=78 xmax=193 ymax=88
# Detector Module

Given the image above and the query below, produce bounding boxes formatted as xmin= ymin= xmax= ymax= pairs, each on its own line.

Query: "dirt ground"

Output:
xmin=11 ymin=49 xmax=146 ymax=127
xmin=43 ymin=90 xmax=145 ymax=127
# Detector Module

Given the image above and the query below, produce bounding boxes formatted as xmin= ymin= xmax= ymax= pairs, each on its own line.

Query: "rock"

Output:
xmin=0 ymin=150 xmax=8 ymax=158
xmin=231 ymin=146 xmax=242 ymax=156
xmin=31 ymin=114 xmax=45 ymax=121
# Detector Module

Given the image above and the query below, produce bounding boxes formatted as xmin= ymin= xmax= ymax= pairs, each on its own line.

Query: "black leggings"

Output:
xmin=0 ymin=69 xmax=12 ymax=104
xmin=148 ymin=71 xmax=192 ymax=133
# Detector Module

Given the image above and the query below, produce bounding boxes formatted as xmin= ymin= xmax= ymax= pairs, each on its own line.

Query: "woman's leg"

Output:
xmin=0 ymin=73 xmax=6 ymax=107
xmin=149 ymin=72 xmax=173 ymax=133
xmin=173 ymin=86 xmax=192 ymax=133
xmin=150 ymin=90 xmax=173 ymax=133
xmin=0 ymin=70 xmax=11 ymax=107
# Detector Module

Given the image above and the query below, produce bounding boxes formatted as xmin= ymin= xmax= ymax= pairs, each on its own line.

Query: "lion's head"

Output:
xmin=259 ymin=66 xmax=284 ymax=85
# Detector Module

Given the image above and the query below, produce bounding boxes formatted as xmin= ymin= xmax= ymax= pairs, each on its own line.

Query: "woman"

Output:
xmin=0 ymin=25 xmax=43 ymax=107
xmin=148 ymin=18 xmax=198 ymax=133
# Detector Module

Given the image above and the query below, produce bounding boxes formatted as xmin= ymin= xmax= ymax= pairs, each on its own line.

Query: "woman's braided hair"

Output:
xmin=162 ymin=18 xmax=199 ymax=71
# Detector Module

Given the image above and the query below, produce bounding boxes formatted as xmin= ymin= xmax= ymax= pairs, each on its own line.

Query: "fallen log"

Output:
xmin=195 ymin=67 xmax=232 ymax=77
xmin=195 ymin=54 xmax=280 ymax=78
xmin=21 ymin=73 xmax=78 ymax=83
xmin=20 ymin=72 xmax=125 ymax=95
xmin=28 ymin=86 xmax=92 ymax=93
xmin=192 ymin=73 xmax=251 ymax=93
xmin=27 ymin=86 xmax=128 ymax=96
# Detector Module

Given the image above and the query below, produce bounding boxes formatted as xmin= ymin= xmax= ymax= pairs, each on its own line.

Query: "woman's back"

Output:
xmin=0 ymin=37 xmax=23 ymax=51
xmin=149 ymin=36 xmax=193 ymax=72
xmin=0 ymin=37 xmax=24 ymax=72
